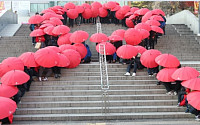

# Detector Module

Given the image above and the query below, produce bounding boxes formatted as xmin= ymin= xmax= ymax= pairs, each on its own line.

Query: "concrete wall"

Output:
xmin=166 ymin=10 xmax=199 ymax=34
xmin=0 ymin=10 xmax=18 ymax=24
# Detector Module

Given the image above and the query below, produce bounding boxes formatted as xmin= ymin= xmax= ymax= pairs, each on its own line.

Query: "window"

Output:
xmin=30 ymin=3 xmax=49 ymax=13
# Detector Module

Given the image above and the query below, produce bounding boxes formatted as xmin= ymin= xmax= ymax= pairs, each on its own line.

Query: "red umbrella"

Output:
xmin=111 ymin=29 xmax=126 ymax=38
xmin=152 ymin=9 xmax=165 ymax=16
xmin=43 ymin=26 xmax=55 ymax=36
xmin=82 ymin=9 xmax=92 ymax=19
xmin=116 ymin=45 xmax=138 ymax=59
xmin=155 ymin=54 xmax=180 ymax=68
xmin=39 ymin=23 xmax=54 ymax=29
xmin=70 ymin=30 xmax=89 ymax=43
xmin=51 ymin=6 xmax=63 ymax=10
xmin=75 ymin=5 xmax=84 ymax=13
xmin=124 ymin=12 xmax=134 ymax=18
xmin=0 ymin=84 xmax=18 ymax=98
xmin=138 ymin=29 xmax=150 ymax=40
xmin=18 ymin=52 xmax=38 ymax=67
xmin=156 ymin=68 xmax=177 ymax=82
xmin=119 ymin=5 xmax=131 ymax=15
xmin=59 ymin=44 xmax=76 ymax=52
xmin=43 ymin=12 xmax=64 ymax=20
xmin=41 ymin=20 xmax=57 ymax=26
xmin=0 ymin=57 xmax=24 ymax=77
xmin=150 ymin=15 xmax=164 ymax=21
xmin=111 ymin=5 xmax=121 ymax=12
xmin=90 ymin=33 xmax=108 ymax=43
xmin=130 ymin=7 xmax=139 ymax=13
xmin=67 ymin=9 xmax=79 ymax=19
xmin=146 ymin=20 xmax=160 ymax=26
xmin=108 ymin=35 xmax=123 ymax=42
xmin=57 ymin=53 xmax=70 ymax=67
xmin=64 ymin=2 xmax=75 ymax=9
xmin=135 ymin=23 xmax=151 ymax=31
xmin=62 ymin=49 xmax=81 ymax=68
xmin=50 ymin=17 xmax=63 ymax=25
xmin=28 ymin=15 xmax=44 ymax=24
xmin=187 ymin=91 xmax=200 ymax=110
xmin=73 ymin=43 xmax=87 ymax=59
xmin=172 ymin=67 xmax=199 ymax=81
xmin=140 ymin=49 xmax=162 ymax=68
xmin=182 ymin=78 xmax=200 ymax=91
xmin=1 ymin=70 xmax=30 ymax=86
xmin=151 ymin=26 xmax=164 ymax=34
xmin=96 ymin=42 xmax=116 ymax=55
xmin=98 ymin=7 xmax=108 ymax=18
xmin=0 ymin=97 xmax=17 ymax=119
xmin=34 ymin=48 xmax=59 ymax=68
xmin=128 ymin=14 xmax=137 ymax=20
xmin=135 ymin=45 xmax=147 ymax=54
xmin=141 ymin=11 xmax=153 ymax=22
xmin=105 ymin=1 xmax=117 ymax=9
xmin=30 ymin=29 xmax=45 ymax=37
xmin=135 ymin=8 xmax=149 ymax=15
xmin=52 ymin=25 xmax=70 ymax=35
xmin=82 ymin=3 xmax=91 ymax=9
xmin=45 ymin=46 xmax=61 ymax=53
xmin=91 ymin=1 xmax=102 ymax=8
xmin=125 ymin=18 xmax=134 ymax=28
xmin=124 ymin=28 xmax=142 ymax=45
xmin=57 ymin=33 xmax=72 ymax=46
xmin=41 ymin=9 xmax=55 ymax=14
xmin=91 ymin=7 xmax=99 ymax=18
xmin=115 ymin=10 xmax=125 ymax=20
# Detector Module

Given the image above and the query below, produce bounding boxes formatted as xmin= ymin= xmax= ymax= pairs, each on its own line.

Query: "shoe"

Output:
xmin=112 ymin=60 xmax=116 ymax=63
xmin=43 ymin=77 xmax=48 ymax=81
xmin=54 ymin=74 xmax=58 ymax=78
xmin=174 ymin=91 xmax=177 ymax=95
xmin=157 ymin=81 xmax=161 ymax=85
xmin=132 ymin=73 xmax=136 ymax=76
xmin=124 ymin=72 xmax=130 ymax=76
xmin=166 ymin=91 xmax=173 ymax=95
xmin=195 ymin=115 xmax=200 ymax=121
xmin=38 ymin=77 xmax=42 ymax=82
xmin=177 ymin=103 xmax=180 ymax=107
xmin=185 ymin=108 xmax=189 ymax=113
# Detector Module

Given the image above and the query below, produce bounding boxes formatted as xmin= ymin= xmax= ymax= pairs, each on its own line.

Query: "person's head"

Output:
xmin=137 ymin=53 xmax=141 ymax=57
xmin=35 ymin=12 xmax=39 ymax=15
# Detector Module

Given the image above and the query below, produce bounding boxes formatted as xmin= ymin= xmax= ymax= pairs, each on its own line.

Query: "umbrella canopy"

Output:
xmin=130 ymin=7 xmax=139 ymax=13
xmin=155 ymin=54 xmax=180 ymax=68
xmin=124 ymin=12 xmax=134 ymax=18
xmin=90 ymin=33 xmax=108 ymax=43
xmin=73 ymin=43 xmax=87 ymax=59
xmin=96 ymin=42 xmax=116 ymax=55
xmin=82 ymin=3 xmax=91 ymax=9
xmin=108 ymin=35 xmax=123 ymax=42
xmin=43 ymin=12 xmax=64 ymax=20
xmin=138 ymin=29 xmax=150 ymax=40
xmin=135 ymin=45 xmax=147 ymax=54
xmin=62 ymin=49 xmax=81 ymax=68
xmin=116 ymin=45 xmax=138 ymax=59
xmin=57 ymin=33 xmax=72 ymax=46
xmin=91 ymin=1 xmax=102 ymax=8
xmin=141 ymin=11 xmax=153 ymax=22
xmin=59 ymin=44 xmax=76 ymax=52
xmin=67 ymin=9 xmax=79 ymax=19
xmin=1 ymin=70 xmax=30 ymax=86
xmin=152 ymin=9 xmax=165 ymax=16
xmin=115 ymin=10 xmax=125 ymax=20
xmin=150 ymin=15 xmax=164 ymax=21
xmin=70 ymin=30 xmax=89 ymax=43
xmin=156 ymin=68 xmax=177 ymax=82
xmin=119 ymin=5 xmax=131 ymax=15
xmin=91 ymin=7 xmax=99 ymax=18
xmin=52 ymin=25 xmax=70 ymax=35
xmin=43 ymin=26 xmax=55 ymax=36
xmin=39 ymin=23 xmax=54 ymax=29
xmin=28 ymin=15 xmax=44 ymax=24
xmin=34 ymin=48 xmax=59 ymax=68
xmin=41 ymin=9 xmax=55 ymax=14
xmin=172 ymin=67 xmax=199 ymax=81
xmin=124 ymin=28 xmax=142 ymax=45
xmin=82 ymin=8 xmax=92 ymax=19
xmin=64 ymin=2 xmax=75 ymax=9
xmin=140 ymin=49 xmax=162 ymax=68
xmin=75 ymin=5 xmax=84 ymax=13
xmin=105 ymin=1 xmax=117 ymax=9
xmin=30 ymin=29 xmax=45 ymax=37
xmin=45 ymin=46 xmax=61 ymax=53
xmin=128 ymin=14 xmax=137 ymax=20
xmin=18 ymin=52 xmax=38 ymax=67
xmin=151 ymin=26 xmax=164 ymax=34
xmin=135 ymin=8 xmax=149 ymax=15
xmin=111 ymin=5 xmax=121 ymax=11
xmin=125 ymin=18 xmax=134 ymax=28
xmin=111 ymin=29 xmax=126 ymax=38
xmin=0 ymin=84 xmax=18 ymax=98
xmin=98 ymin=7 xmax=108 ymax=18
xmin=0 ymin=97 xmax=17 ymax=119
xmin=135 ymin=23 xmax=151 ymax=31
xmin=50 ymin=17 xmax=63 ymax=25
xmin=0 ymin=57 xmax=24 ymax=77
xmin=181 ymin=78 xmax=200 ymax=91
xmin=57 ymin=53 xmax=70 ymax=67
xmin=187 ymin=91 xmax=200 ymax=110
xmin=146 ymin=20 xmax=160 ymax=26
xmin=42 ymin=20 xmax=57 ymax=26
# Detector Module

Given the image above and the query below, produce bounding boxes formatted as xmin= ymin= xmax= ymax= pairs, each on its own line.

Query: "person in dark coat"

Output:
xmin=82 ymin=44 xmax=92 ymax=63
xmin=188 ymin=104 xmax=200 ymax=120
xmin=38 ymin=66 xmax=52 ymax=81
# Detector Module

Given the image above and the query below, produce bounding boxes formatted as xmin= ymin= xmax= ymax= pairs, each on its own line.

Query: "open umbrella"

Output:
xmin=91 ymin=1 xmax=102 ymax=8
xmin=155 ymin=54 xmax=180 ymax=68
xmin=45 ymin=46 xmax=61 ymax=53
xmin=124 ymin=12 xmax=134 ymax=18
xmin=59 ymin=44 xmax=76 ymax=52
xmin=134 ymin=45 xmax=147 ymax=54
xmin=30 ymin=29 xmax=45 ymax=37
xmin=115 ymin=10 xmax=125 ymax=20
xmin=135 ymin=23 xmax=151 ymax=31
xmin=150 ymin=15 xmax=164 ymax=21
xmin=34 ymin=48 xmax=59 ymax=68
xmin=52 ymin=25 xmax=70 ymax=35
xmin=18 ymin=52 xmax=38 ymax=67
xmin=187 ymin=91 xmax=200 ymax=110
xmin=156 ymin=68 xmax=177 ymax=82
xmin=146 ymin=20 xmax=160 ymax=26
xmin=140 ymin=49 xmax=162 ymax=68
xmin=151 ymin=26 xmax=164 ymax=34
xmin=128 ymin=14 xmax=137 ymax=20
xmin=172 ymin=67 xmax=199 ymax=81
xmin=108 ymin=35 xmax=123 ymax=42
xmin=138 ymin=29 xmax=150 ymax=40
xmin=152 ymin=9 xmax=165 ymax=16
xmin=0 ymin=84 xmax=18 ymax=98
xmin=43 ymin=12 xmax=64 ymax=20
xmin=28 ymin=15 xmax=44 ymax=24
xmin=43 ymin=26 xmax=55 ymax=36
xmin=67 ymin=9 xmax=79 ymax=19
xmin=124 ymin=28 xmax=142 ymax=45
xmin=119 ymin=5 xmax=131 ymax=15
xmin=116 ymin=45 xmax=138 ymax=59
xmin=135 ymin=8 xmax=149 ymax=15
xmin=130 ymin=7 xmax=139 ymax=13
xmin=39 ymin=23 xmax=54 ymax=29
xmin=125 ymin=18 xmax=134 ymax=28
xmin=111 ymin=5 xmax=121 ymax=11
xmin=181 ymin=78 xmax=200 ymax=91
xmin=1 ymin=70 xmax=30 ymax=86
xmin=82 ymin=3 xmax=91 ymax=9
xmin=96 ymin=42 xmax=116 ymax=55
xmin=98 ymin=7 xmax=108 ymax=18
xmin=0 ymin=97 xmax=17 ymax=119
xmin=70 ymin=30 xmax=89 ymax=43
xmin=82 ymin=8 xmax=92 ymax=19
xmin=91 ymin=7 xmax=99 ymax=18
xmin=41 ymin=9 xmax=55 ymax=14
xmin=50 ymin=17 xmax=63 ymax=25
xmin=57 ymin=53 xmax=70 ymax=67
xmin=73 ymin=43 xmax=87 ymax=59
xmin=57 ymin=33 xmax=72 ymax=46
xmin=105 ymin=1 xmax=117 ymax=9
xmin=64 ymin=2 xmax=75 ymax=9
xmin=141 ymin=11 xmax=153 ymax=22
xmin=75 ymin=5 xmax=84 ymax=14
xmin=41 ymin=20 xmax=57 ymax=26
xmin=90 ymin=33 xmax=108 ymax=43
xmin=0 ymin=57 xmax=24 ymax=77
xmin=62 ymin=49 xmax=81 ymax=68
xmin=111 ymin=29 xmax=126 ymax=38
